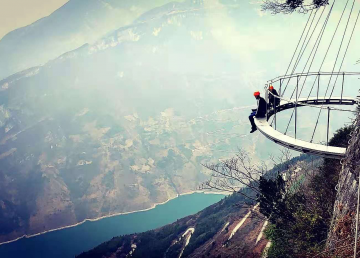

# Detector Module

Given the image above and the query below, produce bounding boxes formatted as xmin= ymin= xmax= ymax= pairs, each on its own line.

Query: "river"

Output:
xmin=0 ymin=193 xmax=225 ymax=258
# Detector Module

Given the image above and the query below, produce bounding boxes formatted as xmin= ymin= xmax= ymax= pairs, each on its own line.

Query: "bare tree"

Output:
xmin=199 ymin=148 xmax=295 ymax=202
xmin=199 ymin=148 xmax=325 ymax=228
xmin=199 ymin=148 xmax=318 ymax=199
xmin=261 ymin=0 xmax=329 ymax=14
xmin=271 ymin=148 xmax=320 ymax=193
xmin=269 ymin=148 xmax=292 ymax=169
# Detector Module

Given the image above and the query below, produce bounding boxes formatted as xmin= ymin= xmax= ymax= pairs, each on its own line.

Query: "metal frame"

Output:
xmin=268 ymin=71 xmax=360 ymax=84
xmin=254 ymin=96 xmax=358 ymax=159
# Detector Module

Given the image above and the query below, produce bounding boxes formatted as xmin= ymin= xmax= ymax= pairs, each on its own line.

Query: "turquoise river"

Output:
xmin=0 ymin=193 xmax=225 ymax=258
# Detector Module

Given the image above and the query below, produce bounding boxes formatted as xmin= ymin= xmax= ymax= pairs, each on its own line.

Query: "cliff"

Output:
xmin=326 ymin=109 xmax=360 ymax=256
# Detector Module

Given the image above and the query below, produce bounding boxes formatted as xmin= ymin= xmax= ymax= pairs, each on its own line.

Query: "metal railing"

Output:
xmin=267 ymin=71 xmax=360 ymax=84
xmin=263 ymin=71 xmax=359 ymax=146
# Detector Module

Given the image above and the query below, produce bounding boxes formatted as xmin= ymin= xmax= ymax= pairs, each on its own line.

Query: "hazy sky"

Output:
xmin=0 ymin=0 xmax=69 ymax=39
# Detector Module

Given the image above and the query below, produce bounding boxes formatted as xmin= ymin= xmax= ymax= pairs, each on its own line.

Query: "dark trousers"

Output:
xmin=249 ymin=111 xmax=256 ymax=129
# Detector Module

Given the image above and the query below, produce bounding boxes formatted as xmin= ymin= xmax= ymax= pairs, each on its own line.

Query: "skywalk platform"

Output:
xmin=254 ymin=97 xmax=357 ymax=159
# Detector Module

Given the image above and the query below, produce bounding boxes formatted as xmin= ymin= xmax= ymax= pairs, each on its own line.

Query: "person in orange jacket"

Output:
xmin=249 ymin=91 xmax=267 ymax=133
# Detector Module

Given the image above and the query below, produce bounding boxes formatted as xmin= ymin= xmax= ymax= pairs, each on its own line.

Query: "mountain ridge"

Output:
xmin=0 ymin=0 xmax=324 ymax=246
xmin=0 ymin=0 xmax=184 ymax=80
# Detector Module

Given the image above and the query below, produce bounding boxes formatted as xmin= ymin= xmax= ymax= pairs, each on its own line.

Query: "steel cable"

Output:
xmin=281 ymin=9 xmax=319 ymax=97
xmin=278 ymin=4 xmax=333 ymax=132
xmin=311 ymin=0 xmax=356 ymax=142
xmin=282 ymin=10 xmax=314 ymax=80
xmin=274 ymin=5 xmax=333 ymax=131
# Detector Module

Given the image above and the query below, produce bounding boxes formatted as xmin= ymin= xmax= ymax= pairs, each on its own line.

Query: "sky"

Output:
xmin=0 ymin=0 xmax=69 ymax=39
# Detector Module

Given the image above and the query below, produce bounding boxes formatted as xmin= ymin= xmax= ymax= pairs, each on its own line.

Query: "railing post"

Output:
xmin=317 ymin=73 xmax=320 ymax=104
xmin=341 ymin=72 xmax=344 ymax=104
xmin=265 ymin=84 xmax=269 ymax=120
xmin=295 ymin=76 xmax=299 ymax=139
xmin=274 ymin=90 xmax=277 ymax=130
xmin=327 ymin=107 xmax=330 ymax=146
xmin=279 ymin=79 xmax=282 ymax=97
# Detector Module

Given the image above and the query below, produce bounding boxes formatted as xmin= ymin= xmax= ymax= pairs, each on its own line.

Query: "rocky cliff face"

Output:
xmin=327 ymin=109 xmax=360 ymax=255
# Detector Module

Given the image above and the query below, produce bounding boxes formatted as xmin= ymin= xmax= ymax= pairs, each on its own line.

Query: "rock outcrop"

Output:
xmin=327 ymin=107 xmax=360 ymax=255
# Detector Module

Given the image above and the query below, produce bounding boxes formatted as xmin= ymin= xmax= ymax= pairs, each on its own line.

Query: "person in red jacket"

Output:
xmin=249 ymin=91 xmax=267 ymax=133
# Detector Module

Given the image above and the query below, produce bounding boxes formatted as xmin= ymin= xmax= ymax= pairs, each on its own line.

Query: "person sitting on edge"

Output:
xmin=249 ymin=91 xmax=267 ymax=133
xmin=268 ymin=85 xmax=280 ymax=110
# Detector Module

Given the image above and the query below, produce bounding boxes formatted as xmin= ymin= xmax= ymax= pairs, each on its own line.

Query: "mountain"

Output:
xmin=0 ymin=0 xmax=183 ymax=80
xmin=0 ymin=0 xmax=321 ymax=244
xmin=76 ymin=193 xmax=268 ymax=258
xmin=74 ymin=153 xmax=317 ymax=258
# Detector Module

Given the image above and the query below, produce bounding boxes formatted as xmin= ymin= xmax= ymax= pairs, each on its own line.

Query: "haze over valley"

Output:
xmin=0 ymin=0 xmax=359 ymax=255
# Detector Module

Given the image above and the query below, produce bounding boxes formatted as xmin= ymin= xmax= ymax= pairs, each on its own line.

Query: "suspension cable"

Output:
xmin=281 ymin=9 xmax=319 ymax=97
xmin=282 ymin=5 xmax=332 ymax=133
xmin=329 ymin=8 xmax=360 ymax=98
xmin=282 ymin=10 xmax=314 ymax=80
xmin=311 ymin=0 xmax=356 ymax=142
xmin=290 ymin=5 xmax=331 ymax=100
xmin=292 ymin=8 xmax=326 ymax=74
xmin=324 ymin=0 xmax=356 ymax=99
xmin=306 ymin=0 xmax=350 ymax=99
xmin=266 ymin=1 xmax=359 ymax=146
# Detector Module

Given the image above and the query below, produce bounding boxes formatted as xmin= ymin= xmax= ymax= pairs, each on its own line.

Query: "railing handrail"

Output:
xmin=266 ymin=91 xmax=358 ymax=112
xmin=267 ymin=71 xmax=360 ymax=84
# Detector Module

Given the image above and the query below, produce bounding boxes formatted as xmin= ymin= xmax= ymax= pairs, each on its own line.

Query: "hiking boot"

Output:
xmin=250 ymin=127 xmax=257 ymax=133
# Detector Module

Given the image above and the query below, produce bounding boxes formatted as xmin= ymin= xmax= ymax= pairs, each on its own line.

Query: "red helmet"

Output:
xmin=269 ymin=85 xmax=274 ymax=90
xmin=254 ymin=91 xmax=260 ymax=97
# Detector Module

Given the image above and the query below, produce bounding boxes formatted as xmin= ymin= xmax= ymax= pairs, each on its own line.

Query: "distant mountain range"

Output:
xmin=0 ymin=0 xmax=278 ymax=244
xmin=0 ymin=0 xmax=329 ymax=245
xmin=0 ymin=0 xmax=182 ymax=80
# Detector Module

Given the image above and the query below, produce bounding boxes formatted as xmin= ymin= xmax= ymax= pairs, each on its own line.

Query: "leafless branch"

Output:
xmin=199 ymin=148 xmax=296 ymax=202
xmin=261 ymin=0 xmax=329 ymax=15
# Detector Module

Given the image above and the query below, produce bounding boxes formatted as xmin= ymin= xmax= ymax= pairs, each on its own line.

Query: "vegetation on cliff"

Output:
xmin=260 ymin=125 xmax=354 ymax=257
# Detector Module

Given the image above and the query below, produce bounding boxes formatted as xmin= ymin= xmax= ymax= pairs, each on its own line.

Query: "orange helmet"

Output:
xmin=269 ymin=85 xmax=274 ymax=90
xmin=254 ymin=91 xmax=260 ymax=97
